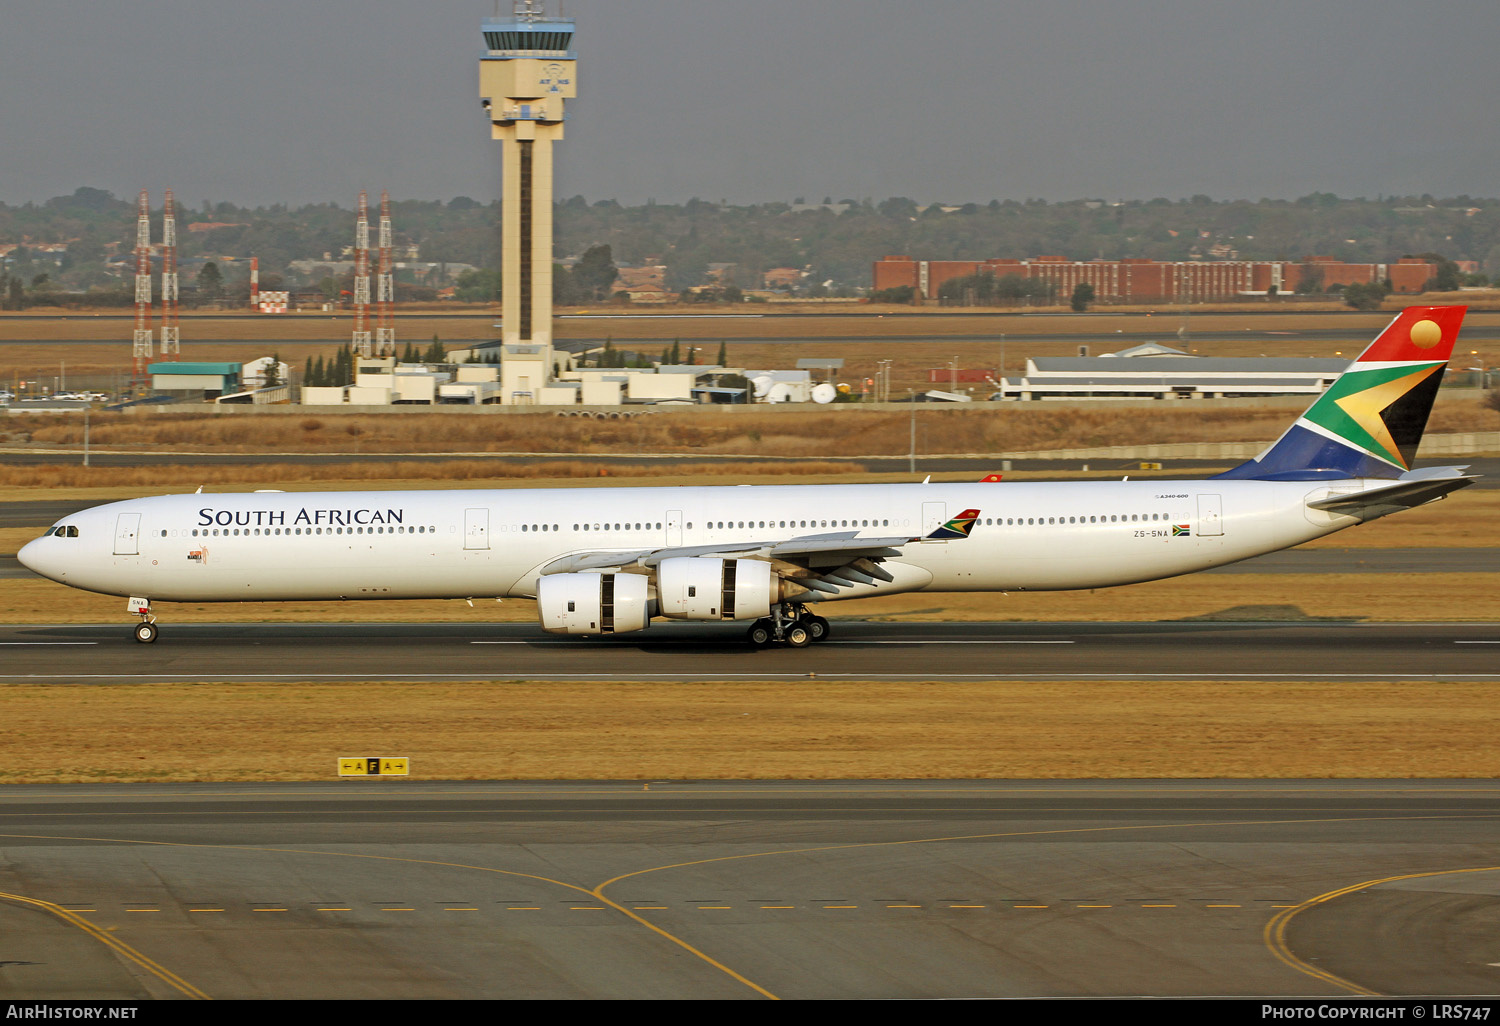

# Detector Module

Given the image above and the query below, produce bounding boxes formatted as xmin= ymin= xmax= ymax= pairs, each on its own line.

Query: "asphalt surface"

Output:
xmin=3 ymin=779 xmax=1500 ymax=999
xmin=1 ymin=620 xmax=1495 ymax=683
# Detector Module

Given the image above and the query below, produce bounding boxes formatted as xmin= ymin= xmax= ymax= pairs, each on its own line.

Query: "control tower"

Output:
xmin=480 ymin=1 xmax=576 ymax=398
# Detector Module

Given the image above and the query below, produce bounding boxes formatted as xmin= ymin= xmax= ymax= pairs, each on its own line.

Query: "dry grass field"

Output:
xmin=4 ymin=393 xmax=1497 ymax=466
xmin=5 ymin=304 xmax=1499 ymax=395
xmin=0 ymin=680 xmax=1497 ymax=783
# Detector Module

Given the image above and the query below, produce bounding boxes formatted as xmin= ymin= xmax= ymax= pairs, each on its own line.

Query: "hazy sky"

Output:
xmin=3 ymin=1 xmax=1497 ymax=209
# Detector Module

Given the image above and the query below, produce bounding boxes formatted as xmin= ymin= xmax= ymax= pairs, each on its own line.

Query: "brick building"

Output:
xmin=873 ymin=255 xmax=1434 ymax=303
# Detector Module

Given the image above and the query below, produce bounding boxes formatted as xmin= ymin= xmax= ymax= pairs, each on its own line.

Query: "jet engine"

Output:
xmin=656 ymin=557 xmax=774 ymax=621
xmin=537 ymin=572 xmax=651 ymax=635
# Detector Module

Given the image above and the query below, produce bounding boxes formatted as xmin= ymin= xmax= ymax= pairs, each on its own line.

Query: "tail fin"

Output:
xmin=1216 ymin=305 xmax=1466 ymax=481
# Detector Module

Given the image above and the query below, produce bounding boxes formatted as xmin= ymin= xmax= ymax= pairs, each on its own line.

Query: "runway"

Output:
xmin=1 ymin=620 xmax=1496 ymax=682
xmin=3 ymin=780 xmax=1499 ymax=999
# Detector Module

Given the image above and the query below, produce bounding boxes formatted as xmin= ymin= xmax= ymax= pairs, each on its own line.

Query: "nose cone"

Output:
xmin=17 ymin=537 xmax=65 ymax=582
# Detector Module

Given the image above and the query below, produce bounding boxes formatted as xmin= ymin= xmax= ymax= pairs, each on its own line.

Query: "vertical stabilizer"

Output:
xmin=1216 ymin=305 xmax=1466 ymax=481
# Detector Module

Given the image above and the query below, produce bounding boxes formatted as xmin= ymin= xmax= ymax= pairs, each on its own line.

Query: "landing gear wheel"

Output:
xmin=802 ymin=615 xmax=830 ymax=642
xmin=784 ymin=624 xmax=812 ymax=648
xmin=747 ymin=620 xmax=773 ymax=646
xmin=133 ymin=621 xmax=158 ymax=644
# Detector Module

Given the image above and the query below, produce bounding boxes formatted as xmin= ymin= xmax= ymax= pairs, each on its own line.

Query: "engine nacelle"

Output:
xmin=656 ymin=557 xmax=773 ymax=621
xmin=537 ymin=572 xmax=651 ymax=635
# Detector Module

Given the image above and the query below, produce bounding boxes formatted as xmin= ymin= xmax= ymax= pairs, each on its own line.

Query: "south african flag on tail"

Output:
xmin=926 ymin=508 xmax=981 ymax=540
xmin=1216 ymin=306 xmax=1466 ymax=481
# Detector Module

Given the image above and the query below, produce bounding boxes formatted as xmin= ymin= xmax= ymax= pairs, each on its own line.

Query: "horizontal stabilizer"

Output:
xmin=1306 ymin=466 xmax=1476 ymax=521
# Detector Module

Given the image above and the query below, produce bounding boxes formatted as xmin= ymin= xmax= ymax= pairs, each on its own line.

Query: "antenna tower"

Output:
xmin=376 ymin=190 xmax=395 ymax=356
xmin=250 ymin=256 xmax=260 ymax=310
xmin=132 ymin=190 xmax=153 ymax=383
xmin=352 ymin=190 xmax=372 ymax=357
xmin=159 ymin=190 xmax=180 ymax=360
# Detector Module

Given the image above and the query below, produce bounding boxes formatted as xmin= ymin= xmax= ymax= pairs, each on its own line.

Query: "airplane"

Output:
xmin=19 ymin=305 xmax=1475 ymax=647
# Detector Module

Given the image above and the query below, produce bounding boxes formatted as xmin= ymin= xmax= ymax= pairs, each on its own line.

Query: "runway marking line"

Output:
xmin=0 ymin=890 xmax=210 ymax=1000
xmin=11 ymin=672 xmax=1500 ymax=682
xmin=16 ymin=810 xmax=1499 ymax=1001
xmin=5 ymin=831 xmax=786 ymax=999
xmin=1265 ymin=864 xmax=1500 ymax=997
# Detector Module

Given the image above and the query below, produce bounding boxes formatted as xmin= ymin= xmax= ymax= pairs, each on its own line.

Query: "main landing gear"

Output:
xmin=128 ymin=597 xmax=158 ymax=644
xmin=746 ymin=604 xmax=830 ymax=648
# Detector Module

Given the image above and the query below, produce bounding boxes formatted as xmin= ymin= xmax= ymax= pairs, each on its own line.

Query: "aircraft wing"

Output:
xmin=1306 ymin=466 xmax=1477 ymax=521
xmin=538 ymin=531 xmax=914 ymax=576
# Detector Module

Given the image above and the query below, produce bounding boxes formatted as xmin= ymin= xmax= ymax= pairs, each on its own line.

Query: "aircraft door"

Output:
xmin=464 ymin=508 xmax=490 ymax=550
xmin=1197 ymin=494 xmax=1224 ymax=536
xmin=919 ymin=502 xmax=946 ymax=541
xmin=113 ymin=513 xmax=140 ymax=555
xmin=666 ymin=509 xmax=683 ymax=547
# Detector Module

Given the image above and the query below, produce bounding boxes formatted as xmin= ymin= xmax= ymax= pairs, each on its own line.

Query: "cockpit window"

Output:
xmin=49 ymin=526 xmax=79 ymax=538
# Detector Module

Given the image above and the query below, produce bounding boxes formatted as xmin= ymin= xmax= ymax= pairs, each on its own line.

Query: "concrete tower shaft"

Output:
xmin=480 ymin=2 xmax=575 ymax=365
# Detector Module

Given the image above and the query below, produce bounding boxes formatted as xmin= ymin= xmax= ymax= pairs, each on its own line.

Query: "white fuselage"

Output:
xmin=19 ymin=477 xmax=1361 ymax=607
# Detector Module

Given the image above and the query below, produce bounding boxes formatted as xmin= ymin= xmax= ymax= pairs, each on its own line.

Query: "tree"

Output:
xmin=664 ymin=254 xmax=707 ymax=294
xmin=571 ymin=244 xmax=619 ymax=301
xmin=1070 ymin=282 xmax=1095 ymax=312
xmin=716 ymin=341 xmax=728 ymax=367
xmin=870 ymin=285 xmax=916 ymax=304
xmin=263 ymin=354 xmax=281 ymax=388
xmin=424 ymin=336 xmax=446 ymax=363
xmin=197 ymin=262 xmax=224 ymax=300
xmin=1342 ymin=281 xmax=1386 ymax=311
xmin=1484 ymin=388 xmax=1500 ymax=425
